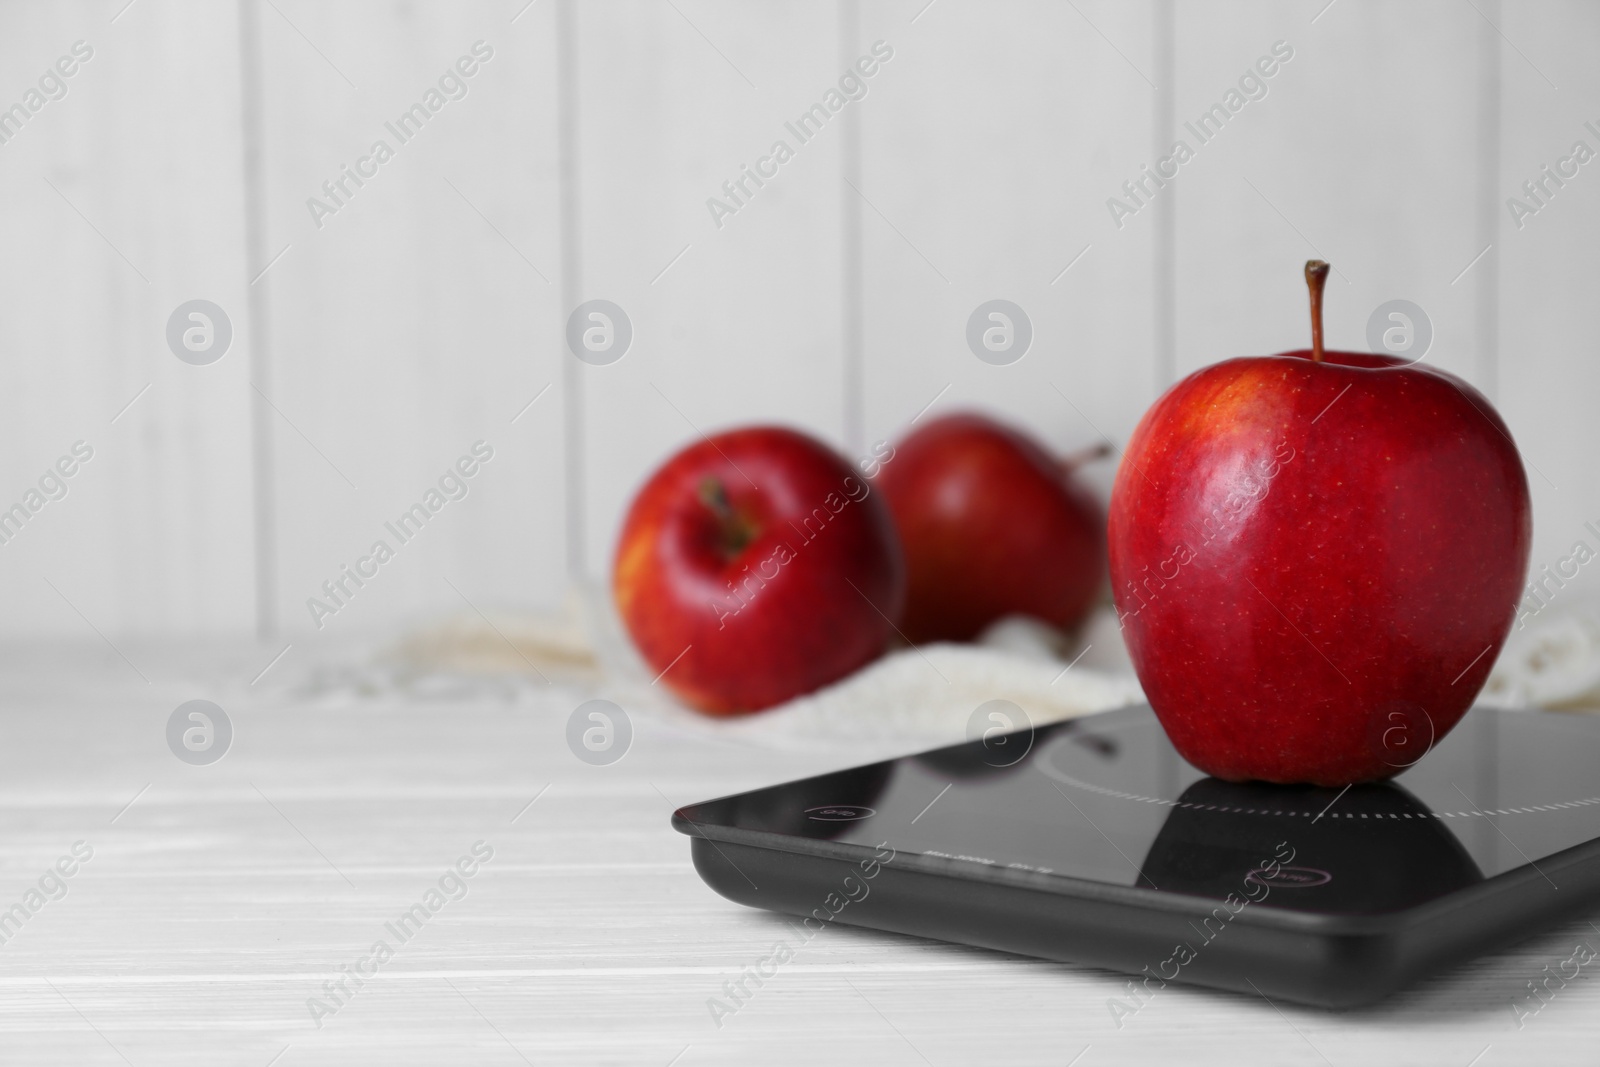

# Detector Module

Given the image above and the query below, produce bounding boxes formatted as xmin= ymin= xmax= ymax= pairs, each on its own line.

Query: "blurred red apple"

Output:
xmin=875 ymin=413 xmax=1107 ymax=644
xmin=613 ymin=426 xmax=904 ymax=715
xmin=1108 ymin=261 xmax=1531 ymax=785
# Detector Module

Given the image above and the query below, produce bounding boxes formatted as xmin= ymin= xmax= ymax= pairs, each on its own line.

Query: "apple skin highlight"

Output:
xmin=1108 ymin=349 xmax=1531 ymax=785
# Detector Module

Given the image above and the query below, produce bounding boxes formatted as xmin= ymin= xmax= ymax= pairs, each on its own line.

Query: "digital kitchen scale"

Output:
xmin=671 ymin=704 xmax=1600 ymax=1007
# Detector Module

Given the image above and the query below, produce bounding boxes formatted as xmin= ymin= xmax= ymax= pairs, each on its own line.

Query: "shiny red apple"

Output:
xmin=1108 ymin=261 xmax=1531 ymax=785
xmin=614 ymin=426 xmax=904 ymax=714
xmin=875 ymin=413 xmax=1107 ymax=644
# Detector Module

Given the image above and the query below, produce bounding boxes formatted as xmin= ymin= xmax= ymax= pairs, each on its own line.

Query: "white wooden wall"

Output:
xmin=0 ymin=0 xmax=1593 ymax=642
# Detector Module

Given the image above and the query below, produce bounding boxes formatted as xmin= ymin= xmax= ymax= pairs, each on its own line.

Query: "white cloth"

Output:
xmin=1486 ymin=598 xmax=1600 ymax=709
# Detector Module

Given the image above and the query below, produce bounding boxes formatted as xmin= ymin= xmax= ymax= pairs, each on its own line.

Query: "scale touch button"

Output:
xmin=805 ymin=805 xmax=876 ymax=822
xmin=1246 ymin=866 xmax=1333 ymax=889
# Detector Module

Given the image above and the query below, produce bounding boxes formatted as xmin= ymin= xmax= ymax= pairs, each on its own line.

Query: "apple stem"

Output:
xmin=1059 ymin=441 xmax=1113 ymax=474
xmin=1305 ymin=259 xmax=1330 ymax=363
xmin=698 ymin=477 xmax=753 ymax=554
xmin=698 ymin=477 xmax=735 ymax=521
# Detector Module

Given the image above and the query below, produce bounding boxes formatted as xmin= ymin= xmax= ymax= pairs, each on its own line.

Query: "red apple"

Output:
xmin=614 ymin=426 xmax=904 ymax=714
xmin=1108 ymin=261 xmax=1531 ymax=785
xmin=875 ymin=413 xmax=1107 ymax=644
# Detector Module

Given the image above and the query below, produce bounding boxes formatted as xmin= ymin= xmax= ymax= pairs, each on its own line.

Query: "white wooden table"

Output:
xmin=3 ymin=638 xmax=1597 ymax=1066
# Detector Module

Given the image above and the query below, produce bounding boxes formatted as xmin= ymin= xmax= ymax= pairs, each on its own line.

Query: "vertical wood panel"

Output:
xmin=253 ymin=0 xmax=566 ymax=641
xmin=555 ymin=0 xmax=585 ymax=584
xmin=1498 ymin=0 xmax=1600 ymax=579
xmin=857 ymin=0 xmax=1160 ymax=507
xmin=574 ymin=1 xmax=850 ymax=581
xmin=1473 ymin=0 xmax=1501 ymax=400
xmin=0 ymin=0 xmax=256 ymax=644
xmin=1173 ymin=0 xmax=1483 ymax=385
xmin=839 ymin=0 xmax=866 ymax=455
xmin=240 ymin=0 xmax=278 ymax=638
